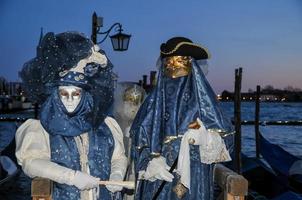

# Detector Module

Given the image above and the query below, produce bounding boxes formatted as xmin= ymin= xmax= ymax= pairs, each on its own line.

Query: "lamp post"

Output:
xmin=91 ymin=12 xmax=131 ymax=51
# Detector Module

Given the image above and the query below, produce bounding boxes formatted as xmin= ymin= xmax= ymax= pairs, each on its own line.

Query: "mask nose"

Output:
xmin=67 ymin=95 xmax=74 ymax=102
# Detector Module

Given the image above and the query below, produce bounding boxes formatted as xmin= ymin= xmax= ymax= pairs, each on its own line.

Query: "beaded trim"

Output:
xmin=207 ymin=129 xmax=235 ymax=137
xmin=150 ymin=152 xmax=161 ymax=157
xmin=135 ymin=145 xmax=147 ymax=150
xmin=163 ymin=135 xmax=183 ymax=144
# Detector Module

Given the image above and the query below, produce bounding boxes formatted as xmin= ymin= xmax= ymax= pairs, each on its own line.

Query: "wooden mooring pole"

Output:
xmin=234 ymin=68 xmax=242 ymax=174
xmin=255 ymin=85 xmax=261 ymax=158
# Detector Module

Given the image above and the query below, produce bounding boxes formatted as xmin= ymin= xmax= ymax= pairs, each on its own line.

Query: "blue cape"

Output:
xmin=40 ymin=88 xmax=93 ymax=137
xmin=131 ymin=59 xmax=233 ymax=155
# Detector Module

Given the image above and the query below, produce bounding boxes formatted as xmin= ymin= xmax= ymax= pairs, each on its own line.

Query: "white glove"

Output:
xmin=71 ymin=171 xmax=100 ymax=190
xmin=106 ymin=173 xmax=124 ymax=193
xmin=185 ymin=118 xmax=208 ymax=147
xmin=185 ymin=118 xmax=231 ymax=163
xmin=139 ymin=156 xmax=174 ymax=182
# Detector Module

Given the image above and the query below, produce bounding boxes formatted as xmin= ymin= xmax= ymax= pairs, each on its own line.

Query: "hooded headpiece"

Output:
xmin=20 ymin=32 xmax=114 ymax=135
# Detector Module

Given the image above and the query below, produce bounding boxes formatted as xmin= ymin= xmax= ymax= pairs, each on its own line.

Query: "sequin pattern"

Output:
xmin=50 ymin=122 xmax=115 ymax=200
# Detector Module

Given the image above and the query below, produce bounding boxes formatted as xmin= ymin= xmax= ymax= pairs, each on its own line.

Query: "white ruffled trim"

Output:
xmin=199 ymin=129 xmax=231 ymax=164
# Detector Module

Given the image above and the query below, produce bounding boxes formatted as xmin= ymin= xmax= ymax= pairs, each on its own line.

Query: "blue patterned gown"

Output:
xmin=131 ymin=59 xmax=234 ymax=200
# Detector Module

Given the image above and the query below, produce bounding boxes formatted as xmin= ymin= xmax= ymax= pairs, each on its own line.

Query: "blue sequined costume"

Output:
xmin=40 ymin=89 xmax=115 ymax=200
xmin=18 ymin=32 xmax=122 ymax=200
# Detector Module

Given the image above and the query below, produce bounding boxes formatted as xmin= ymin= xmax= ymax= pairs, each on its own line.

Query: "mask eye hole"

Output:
xmin=72 ymin=90 xmax=81 ymax=97
xmin=59 ymin=90 xmax=69 ymax=98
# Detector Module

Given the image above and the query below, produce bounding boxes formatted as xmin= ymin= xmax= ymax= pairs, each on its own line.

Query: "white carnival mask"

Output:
xmin=122 ymin=85 xmax=144 ymax=120
xmin=122 ymin=102 xmax=140 ymax=120
xmin=58 ymin=86 xmax=82 ymax=113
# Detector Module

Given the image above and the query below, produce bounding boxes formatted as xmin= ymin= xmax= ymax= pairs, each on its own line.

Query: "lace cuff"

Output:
xmin=199 ymin=129 xmax=231 ymax=164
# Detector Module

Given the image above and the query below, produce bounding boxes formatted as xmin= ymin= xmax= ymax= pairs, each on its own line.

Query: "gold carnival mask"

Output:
xmin=164 ymin=56 xmax=192 ymax=78
xmin=123 ymin=86 xmax=144 ymax=106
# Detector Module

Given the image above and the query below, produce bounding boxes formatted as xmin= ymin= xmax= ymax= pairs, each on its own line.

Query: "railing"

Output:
xmin=0 ymin=117 xmax=29 ymax=122
xmin=31 ymin=165 xmax=248 ymax=200
xmin=31 ymin=178 xmax=52 ymax=200
xmin=2 ymin=116 xmax=302 ymax=126
xmin=242 ymin=120 xmax=302 ymax=126
xmin=214 ymin=164 xmax=248 ymax=200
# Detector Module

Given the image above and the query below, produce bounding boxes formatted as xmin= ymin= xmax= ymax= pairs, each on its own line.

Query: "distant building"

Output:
xmin=138 ymin=71 xmax=157 ymax=93
xmin=0 ymin=77 xmax=7 ymax=95
xmin=260 ymin=94 xmax=280 ymax=102
xmin=112 ymin=72 xmax=119 ymax=89
xmin=8 ymin=82 xmax=23 ymax=96
xmin=220 ymin=90 xmax=276 ymax=101
xmin=220 ymin=89 xmax=302 ymax=102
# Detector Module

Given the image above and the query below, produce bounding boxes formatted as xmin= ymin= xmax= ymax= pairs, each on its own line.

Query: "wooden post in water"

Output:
xmin=234 ymin=68 xmax=242 ymax=174
xmin=255 ymin=85 xmax=261 ymax=158
xmin=214 ymin=164 xmax=248 ymax=200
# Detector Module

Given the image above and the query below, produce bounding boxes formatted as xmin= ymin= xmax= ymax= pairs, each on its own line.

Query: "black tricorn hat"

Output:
xmin=160 ymin=37 xmax=210 ymax=60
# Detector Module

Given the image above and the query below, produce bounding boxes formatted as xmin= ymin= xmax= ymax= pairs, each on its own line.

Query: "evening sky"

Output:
xmin=0 ymin=0 xmax=301 ymax=94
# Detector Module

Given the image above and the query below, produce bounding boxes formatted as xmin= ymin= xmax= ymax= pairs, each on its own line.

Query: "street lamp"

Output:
xmin=91 ymin=12 xmax=131 ymax=51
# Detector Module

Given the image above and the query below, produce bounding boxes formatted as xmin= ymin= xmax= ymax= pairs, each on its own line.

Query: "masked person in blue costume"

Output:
xmin=113 ymin=83 xmax=146 ymax=200
xmin=15 ymin=32 xmax=127 ymax=200
xmin=131 ymin=37 xmax=234 ymax=200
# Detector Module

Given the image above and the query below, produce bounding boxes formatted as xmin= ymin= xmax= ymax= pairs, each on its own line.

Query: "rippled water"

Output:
xmin=0 ymin=102 xmax=301 ymax=199
xmin=2 ymin=102 xmax=301 ymax=156
xmin=220 ymin=101 xmax=302 ymax=157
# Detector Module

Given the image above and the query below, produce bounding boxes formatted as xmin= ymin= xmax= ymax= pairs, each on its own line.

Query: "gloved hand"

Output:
xmin=186 ymin=118 xmax=209 ymax=148
xmin=106 ymin=173 xmax=124 ymax=193
xmin=185 ymin=118 xmax=231 ymax=164
xmin=141 ymin=156 xmax=174 ymax=182
xmin=71 ymin=171 xmax=100 ymax=190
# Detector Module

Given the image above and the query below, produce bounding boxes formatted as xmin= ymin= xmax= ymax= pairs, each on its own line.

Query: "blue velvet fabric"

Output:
xmin=40 ymin=88 xmax=93 ymax=137
xmin=131 ymin=59 xmax=234 ymax=200
xmin=40 ymin=88 xmax=116 ymax=200
xmin=162 ymin=75 xmax=199 ymax=138
xmin=49 ymin=122 xmax=115 ymax=200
